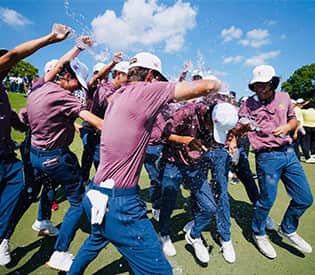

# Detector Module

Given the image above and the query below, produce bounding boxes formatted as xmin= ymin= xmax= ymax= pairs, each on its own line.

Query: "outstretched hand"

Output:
xmin=51 ymin=23 xmax=72 ymax=41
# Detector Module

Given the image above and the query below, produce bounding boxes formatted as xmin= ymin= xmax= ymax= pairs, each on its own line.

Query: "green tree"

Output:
xmin=281 ymin=63 xmax=315 ymax=101
xmin=5 ymin=60 xmax=38 ymax=92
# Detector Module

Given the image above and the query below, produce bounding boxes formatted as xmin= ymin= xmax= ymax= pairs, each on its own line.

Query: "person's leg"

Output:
xmin=300 ymin=127 xmax=311 ymax=160
xmin=0 ymin=158 xmax=24 ymax=241
xmin=68 ymin=194 xmax=109 ymax=275
xmin=211 ymin=148 xmax=231 ymax=242
xmin=107 ymin=193 xmax=172 ymax=275
xmin=252 ymin=151 xmax=283 ymax=236
xmin=159 ymin=162 xmax=182 ymax=237
xmin=80 ymin=128 xmax=95 ymax=183
xmin=280 ymin=149 xmax=313 ymax=234
xmin=234 ymin=147 xmax=260 ymax=204
xmin=188 ymin=165 xmax=216 ymax=239
xmin=30 ymin=148 xmax=84 ymax=252
xmin=144 ymin=144 xmax=164 ymax=210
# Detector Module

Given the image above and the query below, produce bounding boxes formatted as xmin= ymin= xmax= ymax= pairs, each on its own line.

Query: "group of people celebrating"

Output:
xmin=0 ymin=23 xmax=313 ymax=275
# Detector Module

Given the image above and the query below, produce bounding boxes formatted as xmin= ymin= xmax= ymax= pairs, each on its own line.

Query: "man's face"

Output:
xmin=60 ymin=72 xmax=80 ymax=92
xmin=251 ymin=82 xmax=273 ymax=101
xmin=117 ymin=72 xmax=128 ymax=85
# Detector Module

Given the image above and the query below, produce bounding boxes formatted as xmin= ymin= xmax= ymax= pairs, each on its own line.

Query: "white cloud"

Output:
xmin=221 ymin=26 xmax=243 ymax=42
xmin=223 ymin=55 xmax=243 ymax=64
xmin=0 ymin=7 xmax=32 ymax=27
xmin=91 ymin=0 xmax=197 ymax=52
xmin=240 ymin=28 xmax=270 ymax=48
xmin=244 ymin=50 xmax=280 ymax=66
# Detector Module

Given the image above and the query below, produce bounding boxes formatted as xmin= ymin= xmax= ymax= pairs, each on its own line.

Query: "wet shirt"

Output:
xmin=238 ymin=91 xmax=295 ymax=151
xmin=148 ymin=102 xmax=181 ymax=145
xmin=165 ymin=102 xmax=210 ymax=166
xmin=0 ymin=84 xmax=15 ymax=155
xmin=94 ymin=81 xmax=175 ymax=188
xmin=90 ymin=81 xmax=116 ymax=119
xmin=27 ymin=81 xmax=85 ymax=150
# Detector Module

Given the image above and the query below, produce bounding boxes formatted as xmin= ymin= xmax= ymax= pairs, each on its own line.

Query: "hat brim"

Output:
xmin=75 ymin=74 xmax=88 ymax=90
xmin=213 ymin=124 xmax=228 ymax=144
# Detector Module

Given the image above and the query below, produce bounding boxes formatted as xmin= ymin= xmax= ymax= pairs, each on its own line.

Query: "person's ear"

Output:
xmin=145 ymin=70 xmax=154 ymax=82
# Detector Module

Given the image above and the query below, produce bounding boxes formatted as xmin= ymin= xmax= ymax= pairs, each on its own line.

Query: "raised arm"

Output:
xmin=174 ymin=79 xmax=221 ymax=101
xmin=88 ymin=52 xmax=123 ymax=88
xmin=0 ymin=23 xmax=71 ymax=74
xmin=44 ymin=36 xmax=93 ymax=82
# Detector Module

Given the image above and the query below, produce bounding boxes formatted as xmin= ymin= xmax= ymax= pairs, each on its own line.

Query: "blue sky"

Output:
xmin=1 ymin=0 xmax=314 ymax=98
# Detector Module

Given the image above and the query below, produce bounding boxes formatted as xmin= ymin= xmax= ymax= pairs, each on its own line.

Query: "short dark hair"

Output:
xmin=56 ymin=62 xmax=76 ymax=81
xmin=127 ymin=66 xmax=150 ymax=82
xmin=0 ymin=49 xmax=8 ymax=57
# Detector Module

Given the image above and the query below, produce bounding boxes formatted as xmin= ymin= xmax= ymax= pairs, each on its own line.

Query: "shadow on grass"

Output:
xmin=229 ymin=195 xmax=305 ymax=258
xmin=93 ymin=257 xmax=133 ymax=275
xmin=5 ymin=236 xmax=56 ymax=275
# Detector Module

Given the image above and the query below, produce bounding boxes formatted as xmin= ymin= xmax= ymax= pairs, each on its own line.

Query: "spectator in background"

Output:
xmin=300 ymin=101 xmax=315 ymax=163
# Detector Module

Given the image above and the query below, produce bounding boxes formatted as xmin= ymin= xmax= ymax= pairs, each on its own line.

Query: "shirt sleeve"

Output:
xmin=60 ymin=92 xmax=87 ymax=118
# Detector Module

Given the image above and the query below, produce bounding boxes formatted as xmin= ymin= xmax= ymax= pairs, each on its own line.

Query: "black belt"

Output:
xmin=255 ymin=144 xmax=292 ymax=154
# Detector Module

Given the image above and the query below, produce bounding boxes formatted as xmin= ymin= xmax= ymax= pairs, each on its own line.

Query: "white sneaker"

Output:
xmin=152 ymin=208 xmax=160 ymax=222
xmin=305 ymin=158 xmax=315 ymax=164
xmin=159 ymin=234 xmax=176 ymax=257
xmin=220 ymin=240 xmax=236 ymax=263
xmin=252 ymin=234 xmax=277 ymax=259
xmin=46 ymin=251 xmax=74 ymax=272
xmin=278 ymin=229 xmax=312 ymax=253
xmin=0 ymin=239 xmax=11 ymax=266
xmin=185 ymin=230 xmax=209 ymax=263
xmin=183 ymin=220 xmax=194 ymax=233
xmin=32 ymin=220 xmax=59 ymax=237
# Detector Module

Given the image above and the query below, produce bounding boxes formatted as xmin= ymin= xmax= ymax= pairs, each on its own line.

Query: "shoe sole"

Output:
xmin=46 ymin=262 xmax=70 ymax=272
xmin=38 ymin=230 xmax=59 ymax=237
xmin=277 ymin=230 xmax=312 ymax=253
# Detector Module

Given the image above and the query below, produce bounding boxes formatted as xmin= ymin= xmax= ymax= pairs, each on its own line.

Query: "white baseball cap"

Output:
xmin=192 ymin=70 xmax=204 ymax=78
xmin=93 ymin=62 xmax=105 ymax=73
xmin=44 ymin=59 xmax=58 ymax=73
xmin=296 ymin=98 xmax=305 ymax=104
xmin=250 ymin=65 xmax=276 ymax=84
xmin=113 ymin=61 xmax=129 ymax=74
xmin=291 ymin=99 xmax=297 ymax=104
xmin=70 ymin=58 xmax=89 ymax=90
xmin=212 ymin=102 xmax=238 ymax=144
xmin=128 ymin=52 xmax=167 ymax=80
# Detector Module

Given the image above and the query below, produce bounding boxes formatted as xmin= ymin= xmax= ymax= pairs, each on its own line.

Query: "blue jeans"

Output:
xmin=160 ymin=161 xmax=216 ymax=239
xmin=0 ymin=156 xmax=24 ymax=240
xmin=203 ymin=148 xmax=231 ymax=241
xmin=144 ymin=144 xmax=165 ymax=210
xmin=30 ymin=146 xmax=84 ymax=251
xmin=234 ymin=147 xmax=259 ymax=204
xmin=80 ymin=124 xmax=100 ymax=182
xmin=68 ymin=183 xmax=172 ymax=275
xmin=252 ymin=145 xmax=313 ymax=236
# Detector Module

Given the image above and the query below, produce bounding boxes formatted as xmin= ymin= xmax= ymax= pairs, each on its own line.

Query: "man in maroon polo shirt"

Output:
xmin=68 ymin=52 xmax=221 ymax=275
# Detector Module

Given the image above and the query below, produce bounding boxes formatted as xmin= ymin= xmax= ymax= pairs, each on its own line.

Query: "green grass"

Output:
xmin=2 ymin=92 xmax=315 ymax=274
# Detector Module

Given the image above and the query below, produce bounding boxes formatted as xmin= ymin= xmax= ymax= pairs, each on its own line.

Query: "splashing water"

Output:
xmin=168 ymin=258 xmax=184 ymax=275
xmin=63 ymin=0 xmax=111 ymax=62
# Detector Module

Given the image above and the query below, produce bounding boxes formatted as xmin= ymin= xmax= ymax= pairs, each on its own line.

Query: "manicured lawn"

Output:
xmin=2 ymin=92 xmax=315 ymax=274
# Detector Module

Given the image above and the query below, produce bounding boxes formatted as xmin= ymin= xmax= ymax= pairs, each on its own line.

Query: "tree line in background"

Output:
xmin=2 ymin=60 xmax=38 ymax=94
xmin=3 ymin=60 xmax=315 ymax=102
xmin=282 ymin=63 xmax=315 ymax=102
